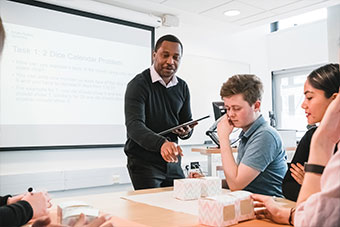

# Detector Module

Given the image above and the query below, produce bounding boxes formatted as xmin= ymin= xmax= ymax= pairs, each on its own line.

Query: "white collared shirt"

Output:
xmin=150 ymin=64 xmax=178 ymax=88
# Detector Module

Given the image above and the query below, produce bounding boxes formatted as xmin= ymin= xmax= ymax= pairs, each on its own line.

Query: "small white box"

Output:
xmin=198 ymin=191 xmax=255 ymax=226
xmin=173 ymin=178 xmax=201 ymax=200
xmin=199 ymin=194 xmax=238 ymax=226
xmin=229 ymin=191 xmax=255 ymax=222
xmin=57 ymin=201 xmax=98 ymax=225
xmin=200 ymin=177 xmax=222 ymax=197
xmin=57 ymin=201 xmax=89 ymax=224
xmin=62 ymin=206 xmax=99 ymax=226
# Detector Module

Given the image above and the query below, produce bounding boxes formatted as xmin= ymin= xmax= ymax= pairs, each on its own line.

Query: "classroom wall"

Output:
xmin=267 ymin=20 xmax=328 ymax=71
xmin=0 ymin=3 xmax=333 ymax=194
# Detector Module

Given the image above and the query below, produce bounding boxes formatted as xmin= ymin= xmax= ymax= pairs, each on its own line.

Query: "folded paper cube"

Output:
xmin=62 ymin=206 xmax=99 ymax=226
xmin=173 ymin=178 xmax=201 ymax=200
xmin=200 ymin=177 xmax=222 ymax=197
xmin=57 ymin=201 xmax=89 ymax=224
xmin=229 ymin=191 xmax=255 ymax=222
xmin=198 ymin=194 xmax=238 ymax=226
xmin=57 ymin=200 xmax=98 ymax=225
xmin=198 ymin=191 xmax=255 ymax=226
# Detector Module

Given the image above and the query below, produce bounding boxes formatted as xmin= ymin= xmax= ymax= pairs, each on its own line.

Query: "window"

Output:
xmin=270 ymin=8 xmax=327 ymax=32
xmin=272 ymin=64 xmax=324 ymax=137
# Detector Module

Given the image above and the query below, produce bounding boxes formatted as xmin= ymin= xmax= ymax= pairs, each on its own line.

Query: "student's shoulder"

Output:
xmin=257 ymin=122 xmax=279 ymax=135
xmin=254 ymin=123 xmax=282 ymax=143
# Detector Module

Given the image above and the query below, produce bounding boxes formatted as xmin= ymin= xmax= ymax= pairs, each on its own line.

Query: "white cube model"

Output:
xmin=198 ymin=191 xmax=255 ymax=226
xmin=173 ymin=178 xmax=201 ymax=200
xmin=57 ymin=201 xmax=99 ymax=225
xmin=229 ymin=191 xmax=255 ymax=222
xmin=199 ymin=194 xmax=239 ymax=226
xmin=200 ymin=176 xmax=222 ymax=197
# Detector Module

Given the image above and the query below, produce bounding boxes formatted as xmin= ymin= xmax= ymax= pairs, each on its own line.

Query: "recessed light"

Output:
xmin=224 ymin=10 xmax=240 ymax=17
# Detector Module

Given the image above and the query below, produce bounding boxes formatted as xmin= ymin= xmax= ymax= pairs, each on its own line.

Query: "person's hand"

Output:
xmin=290 ymin=163 xmax=304 ymax=185
xmin=73 ymin=214 xmax=113 ymax=227
xmin=32 ymin=214 xmax=113 ymax=227
xmin=22 ymin=191 xmax=51 ymax=219
xmin=217 ymin=115 xmax=234 ymax=140
xmin=188 ymin=172 xmax=204 ymax=178
xmin=32 ymin=216 xmax=60 ymax=227
xmin=173 ymin=122 xmax=197 ymax=137
xmin=7 ymin=194 xmax=25 ymax=205
xmin=160 ymin=141 xmax=183 ymax=162
xmin=251 ymin=194 xmax=290 ymax=225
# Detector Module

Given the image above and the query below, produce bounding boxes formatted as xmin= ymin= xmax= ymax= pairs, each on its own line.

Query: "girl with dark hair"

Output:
xmin=252 ymin=90 xmax=340 ymax=226
xmin=282 ymin=63 xmax=339 ymax=201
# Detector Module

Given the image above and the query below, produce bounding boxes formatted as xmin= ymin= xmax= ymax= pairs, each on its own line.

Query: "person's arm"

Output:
xmin=32 ymin=213 xmax=114 ymax=227
xmin=297 ymin=92 xmax=340 ymax=206
xmin=217 ymin=116 xmax=260 ymax=190
xmin=0 ymin=200 xmax=33 ymax=227
xmin=21 ymin=191 xmax=51 ymax=219
xmin=294 ymin=151 xmax=340 ymax=227
xmin=251 ymin=194 xmax=291 ymax=225
xmin=124 ymin=77 xmax=166 ymax=152
xmin=296 ymin=137 xmax=335 ymax=204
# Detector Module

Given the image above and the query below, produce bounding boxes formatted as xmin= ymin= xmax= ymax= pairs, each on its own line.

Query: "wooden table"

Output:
xmin=48 ymin=187 xmax=295 ymax=227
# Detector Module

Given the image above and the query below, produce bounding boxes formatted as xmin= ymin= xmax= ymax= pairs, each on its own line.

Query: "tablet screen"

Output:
xmin=158 ymin=115 xmax=210 ymax=136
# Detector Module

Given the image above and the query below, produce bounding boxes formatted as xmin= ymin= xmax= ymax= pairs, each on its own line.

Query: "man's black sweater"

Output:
xmin=124 ymin=68 xmax=192 ymax=166
xmin=0 ymin=195 xmax=33 ymax=227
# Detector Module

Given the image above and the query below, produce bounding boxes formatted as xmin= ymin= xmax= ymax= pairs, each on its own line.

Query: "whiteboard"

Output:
xmin=177 ymin=54 xmax=250 ymax=145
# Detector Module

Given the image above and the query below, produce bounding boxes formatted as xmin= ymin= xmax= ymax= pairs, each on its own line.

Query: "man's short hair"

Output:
xmin=0 ymin=17 xmax=5 ymax=53
xmin=220 ymin=74 xmax=263 ymax=106
xmin=154 ymin=34 xmax=183 ymax=54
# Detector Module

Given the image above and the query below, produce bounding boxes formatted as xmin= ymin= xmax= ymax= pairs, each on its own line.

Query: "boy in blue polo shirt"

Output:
xmin=217 ymin=74 xmax=287 ymax=197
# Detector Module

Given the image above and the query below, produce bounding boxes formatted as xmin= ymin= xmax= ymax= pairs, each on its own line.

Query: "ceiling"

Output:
xmin=93 ymin=0 xmax=340 ymax=31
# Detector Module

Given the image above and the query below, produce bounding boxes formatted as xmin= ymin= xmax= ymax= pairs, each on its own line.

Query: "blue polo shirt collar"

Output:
xmin=239 ymin=115 xmax=265 ymax=139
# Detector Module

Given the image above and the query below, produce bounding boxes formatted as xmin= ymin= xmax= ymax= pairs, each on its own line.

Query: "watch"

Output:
xmin=304 ymin=163 xmax=325 ymax=174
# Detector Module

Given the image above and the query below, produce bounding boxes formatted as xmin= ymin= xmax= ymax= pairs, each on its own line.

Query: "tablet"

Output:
xmin=158 ymin=115 xmax=210 ymax=136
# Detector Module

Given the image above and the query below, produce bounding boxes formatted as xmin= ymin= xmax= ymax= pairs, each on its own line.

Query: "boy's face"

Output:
xmin=223 ymin=93 xmax=260 ymax=131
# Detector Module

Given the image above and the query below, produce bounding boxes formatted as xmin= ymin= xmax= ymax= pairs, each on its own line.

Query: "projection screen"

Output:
xmin=0 ymin=0 xmax=154 ymax=149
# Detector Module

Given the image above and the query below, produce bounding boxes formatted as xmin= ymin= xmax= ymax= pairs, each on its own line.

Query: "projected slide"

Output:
xmin=2 ymin=23 xmax=149 ymax=124
xmin=0 ymin=0 xmax=153 ymax=147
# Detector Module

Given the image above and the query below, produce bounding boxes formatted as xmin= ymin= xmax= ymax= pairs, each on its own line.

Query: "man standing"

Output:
xmin=124 ymin=34 xmax=194 ymax=190
xmin=217 ymin=74 xmax=287 ymax=197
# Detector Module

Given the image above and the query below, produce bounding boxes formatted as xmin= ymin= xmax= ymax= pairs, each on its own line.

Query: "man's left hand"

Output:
xmin=173 ymin=122 xmax=197 ymax=137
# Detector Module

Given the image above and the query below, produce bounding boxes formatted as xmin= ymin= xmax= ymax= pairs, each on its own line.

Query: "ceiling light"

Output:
xmin=224 ymin=10 xmax=240 ymax=17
